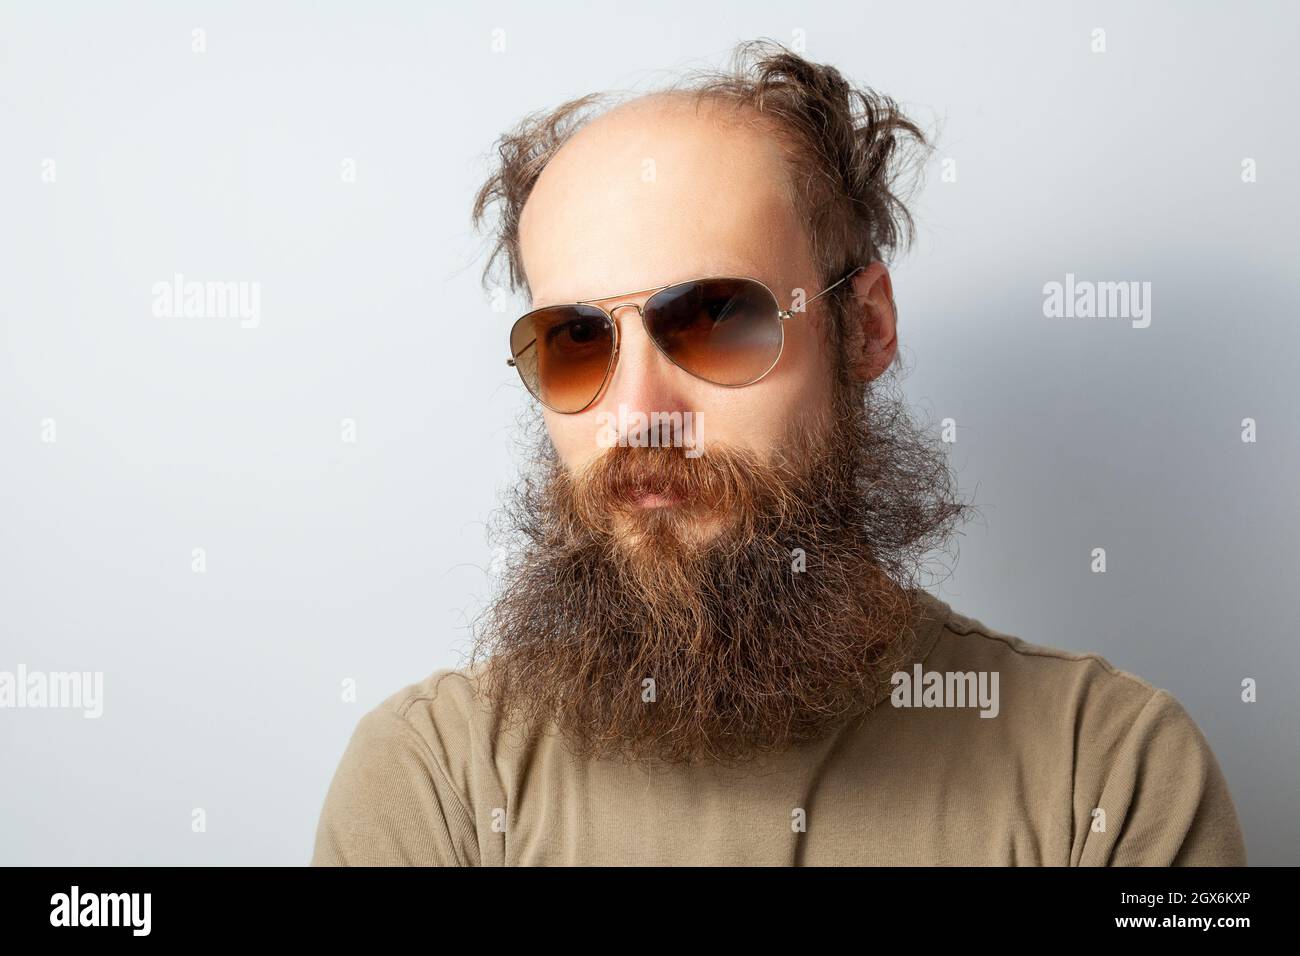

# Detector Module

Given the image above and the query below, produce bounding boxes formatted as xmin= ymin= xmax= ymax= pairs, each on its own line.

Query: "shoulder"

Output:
xmin=359 ymin=662 xmax=502 ymax=805
xmin=311 ymin=663 xmax=502 ymax=866
xmin=917 ymin=595 xmax=1245 ymax=864
xmin=370 ymin=665 xmax=488 ymax=734
xmin=922 ymin=595 xmax=1168 ymax=726
xmin=913 ymin=594 xmax=1215 ymax=785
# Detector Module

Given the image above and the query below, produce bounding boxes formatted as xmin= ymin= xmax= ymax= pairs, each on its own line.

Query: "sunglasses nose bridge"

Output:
xmin=609 ymin=299 xmax=672 ymax=364
xmin=603 ymin=299 xmax=684 ymax=399
xmin=607 ymin=301 xmax=645 ymax=319
xmin=605 ymin=300 xmax=647 ymax=354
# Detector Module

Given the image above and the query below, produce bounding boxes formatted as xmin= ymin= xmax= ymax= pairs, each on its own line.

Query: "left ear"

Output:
xmin=842 ymin=261 xmax=898 ymax=383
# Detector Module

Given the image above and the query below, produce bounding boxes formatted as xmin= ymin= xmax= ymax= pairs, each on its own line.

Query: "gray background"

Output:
xmin=1 ymin=0 xmax=1296 ymax=865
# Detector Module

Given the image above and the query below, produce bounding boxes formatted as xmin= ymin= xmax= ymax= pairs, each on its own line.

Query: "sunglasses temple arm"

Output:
xmin=780 ymin=265 xmax=866 ymax=320
xmin=805 ymin=265 xmax=865 ymax=305
xmin=507 ymin=338 xmax=537 ymax=366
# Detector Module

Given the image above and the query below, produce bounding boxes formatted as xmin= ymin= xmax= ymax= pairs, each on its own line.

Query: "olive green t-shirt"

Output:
xmin=310 ymin=590 xmax=1247 ymax=866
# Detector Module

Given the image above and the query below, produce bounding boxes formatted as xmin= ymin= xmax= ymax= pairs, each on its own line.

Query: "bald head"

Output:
xmin=518 ymin=93 xmax=814 ymax=307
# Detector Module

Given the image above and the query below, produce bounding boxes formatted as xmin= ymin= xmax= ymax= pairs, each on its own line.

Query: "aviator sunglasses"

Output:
xmin=506 ymin=266 xmax=866 ymax=414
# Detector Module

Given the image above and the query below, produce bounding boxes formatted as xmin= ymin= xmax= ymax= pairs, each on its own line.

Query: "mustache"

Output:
xmin=565 ymin=443 xmax=797 ymax=520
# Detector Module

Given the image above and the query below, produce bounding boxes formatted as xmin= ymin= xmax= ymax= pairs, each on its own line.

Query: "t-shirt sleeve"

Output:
xmin=310 ymin=704 xmax=479 ymax=866
xmin=1079 ymin=688 xmax=1247 ymax=866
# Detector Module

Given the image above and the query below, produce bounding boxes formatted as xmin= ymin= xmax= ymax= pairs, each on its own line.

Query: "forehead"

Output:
xmin=519 ymin=96 xmax=803 ymax=306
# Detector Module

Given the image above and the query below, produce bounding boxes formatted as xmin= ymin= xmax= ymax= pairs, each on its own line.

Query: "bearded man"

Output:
xmin=311 ymin=40 xmax=1246 ymax=866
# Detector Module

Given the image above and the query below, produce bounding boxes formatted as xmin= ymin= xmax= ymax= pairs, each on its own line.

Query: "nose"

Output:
xmin=598 ymin=301 xmax=689 ymax=422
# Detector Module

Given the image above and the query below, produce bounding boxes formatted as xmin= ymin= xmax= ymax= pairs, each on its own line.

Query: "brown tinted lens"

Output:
xmin=643 ymin=278 xmax=782 ymax=386
xmin=509 ymin=305 xmax=614 ymax=413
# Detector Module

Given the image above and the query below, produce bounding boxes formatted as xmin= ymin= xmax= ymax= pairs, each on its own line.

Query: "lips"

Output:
xmin=632 ymin=490 xmax=681 ymax=508
xmin=620 ymin=483 xmax=685 ymax=508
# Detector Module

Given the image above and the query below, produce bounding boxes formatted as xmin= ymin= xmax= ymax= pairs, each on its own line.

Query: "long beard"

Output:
xmin=470 ymin=377 xmax=967 ymax=767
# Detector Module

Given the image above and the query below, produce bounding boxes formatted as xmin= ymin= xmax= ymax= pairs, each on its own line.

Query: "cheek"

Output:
xmin=545 ymin=409 xmax=603 ymax=472
xmin=707 ymin=325 xmax=837 ymax=455
xmin=779 ymin=311 xmax=837 ymax=388
xmin=688 ymin=386 xmax=808 ymax=463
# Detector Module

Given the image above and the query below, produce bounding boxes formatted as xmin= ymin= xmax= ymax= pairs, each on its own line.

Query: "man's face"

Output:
xmin=517 ymin=95 xmax=839 ymax=546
